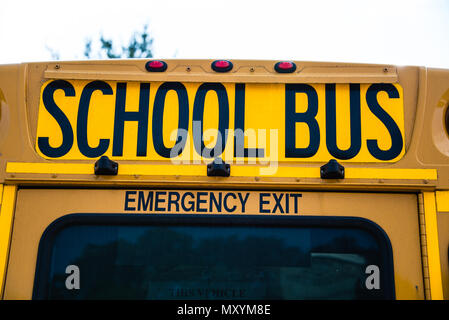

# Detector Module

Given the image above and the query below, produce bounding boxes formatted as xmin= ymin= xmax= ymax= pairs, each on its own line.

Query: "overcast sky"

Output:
xmin=1 ymin=0 xmax=448 ymax=68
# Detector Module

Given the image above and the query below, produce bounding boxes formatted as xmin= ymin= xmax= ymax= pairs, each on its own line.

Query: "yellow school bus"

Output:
xmin=0 ymin=59 xmax=448 ymax=300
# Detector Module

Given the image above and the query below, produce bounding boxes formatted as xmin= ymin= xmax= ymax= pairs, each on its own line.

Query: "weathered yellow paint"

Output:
xmin=0 ymin=185 xmax=17 ymax=299
xmin=436 ymin=191 xmax=449 ymax=212
xmin=6 ymin=162 xmax=437 ymax=180
xmin=423 ymin=192 xmax=444 ymax=300
xmin=35 ymin=80 xmax=405 ymax=163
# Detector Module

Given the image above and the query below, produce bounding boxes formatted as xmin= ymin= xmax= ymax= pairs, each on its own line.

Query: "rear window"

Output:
xmin=33 ymin=214 xmax=394 ymax=300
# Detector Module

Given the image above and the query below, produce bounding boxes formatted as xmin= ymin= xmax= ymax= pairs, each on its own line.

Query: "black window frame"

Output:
xmin=32 ymin=213 xmax=396 ymax=299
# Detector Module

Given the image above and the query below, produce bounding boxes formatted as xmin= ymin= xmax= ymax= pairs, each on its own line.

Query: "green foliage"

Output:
xmin=84 ymin=24 xmax=154 ymax=59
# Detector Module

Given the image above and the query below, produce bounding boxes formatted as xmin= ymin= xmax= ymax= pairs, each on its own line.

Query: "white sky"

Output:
xmin=1 ymin=0 xmax=448 ymax=68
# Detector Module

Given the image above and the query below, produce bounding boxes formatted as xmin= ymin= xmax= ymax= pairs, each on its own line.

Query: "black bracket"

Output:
xmin=94 ymin=156 xmax=118 ymax=175
xmin=207 ymin=158 xmax=230 ymax=177
xmin=320 ymin=159 xmax=345 ymax=179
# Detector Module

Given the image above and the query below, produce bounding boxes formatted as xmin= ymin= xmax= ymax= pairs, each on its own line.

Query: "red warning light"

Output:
xmin=274 ymin=61 xmax=296 ymax=73
xmin=211 ymin=60 xmax=233 ymax=72
xmin=145 ymin=60 xmax=167 ymax=72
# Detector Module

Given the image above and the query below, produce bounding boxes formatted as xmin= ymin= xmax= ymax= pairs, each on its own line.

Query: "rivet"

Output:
xmin=55 ymin=64 xmax=60 ymax=69
xmin=255 ymin=177 xmax=260 ymax=181
xmin=186 ymin=67 xmax=191 ymax=72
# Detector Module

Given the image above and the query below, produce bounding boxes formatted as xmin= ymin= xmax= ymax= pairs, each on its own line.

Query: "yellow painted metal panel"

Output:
xmin=436 ymin=191 xmax=449 ymax=212
xmin=0 ymin=185 xmax=3 ymax=205
xmin=0 ymin=185 xmax=17 ymax=299
xmin=423 ymin=192 xmax=444 ymax=300
xmin=7 ymin=162 xmax=94 ymax=175
xmin=35 ymin=80 xmax=405 ymax=164
xmin=6 ymin=162 xmax=437 ymax=180
xmin=344 ymin=168 xmax=437 ymax=180
xmin=5 ymin=189 xmax=423 ymax=299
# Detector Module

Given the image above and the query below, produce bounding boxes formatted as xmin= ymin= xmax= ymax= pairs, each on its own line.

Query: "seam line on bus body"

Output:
xmin=5 ymin=162 xmax=438 ymax=180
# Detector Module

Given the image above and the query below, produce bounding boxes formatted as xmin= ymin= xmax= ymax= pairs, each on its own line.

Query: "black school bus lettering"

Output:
xmin=366 ymin=84 xmax=403 ymax=161
xmin=284 ymin=84 xmax=320 ymax=158
xmin=325 ymin=83 xmax=362 ymax=160
xmin=36 ymin=80 xmax=404 ymax=162
xmin=112 ymin=82 xmax=150 ymax=157
xmin=77 ymin=80 xmax=113 ymax=158
xmin=152 ymin=82 xmax=189 ymax=158
xmin=37 ymin=80 xmax=75 ymax=158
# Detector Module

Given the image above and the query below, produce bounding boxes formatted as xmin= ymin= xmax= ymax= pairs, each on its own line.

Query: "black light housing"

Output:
xmin=320 ymin=159 xmax=345 ymax=179
xmin=211 ymin=60 xmax=233 ymax=73
xmin=94 ymin=156 xmax=118 ymax=175
xmin=207 ymin=158 xmax=230 ymax=177
xmin=145 ymin=60 xmax=167 ymax=72
xmin=274 ymin=61 xmax=297 ymax=73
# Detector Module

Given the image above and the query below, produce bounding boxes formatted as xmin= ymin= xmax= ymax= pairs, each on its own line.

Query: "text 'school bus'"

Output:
xmin=0 ymin=59 xmax=448 ymax=300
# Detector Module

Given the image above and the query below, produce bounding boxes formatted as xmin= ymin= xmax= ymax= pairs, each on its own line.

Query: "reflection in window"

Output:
xmin=34 ymin=216 xmax=393 ymax=299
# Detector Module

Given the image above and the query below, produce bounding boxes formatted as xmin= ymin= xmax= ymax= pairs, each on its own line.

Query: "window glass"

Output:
xmin=33 ymin=215 xmax=394 ymax=299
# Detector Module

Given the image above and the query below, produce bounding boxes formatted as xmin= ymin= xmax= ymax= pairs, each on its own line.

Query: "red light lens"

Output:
xmin=274 ymin=61 xmax=296 ymax=73
xmin=215 ymin=60 xmax=230 ymax=68
xmin=278 ymin=62 xmax=293 ymax=70
xmin=149 ymin=60 xmax=164 ymax=68
xmin=145 ymin=60 xmax=167 ymax=72
xmin=211 ymin=60 xmax=233 ymax=72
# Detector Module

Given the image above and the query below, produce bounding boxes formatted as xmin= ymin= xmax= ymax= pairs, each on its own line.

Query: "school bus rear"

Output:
xmin=0 ymin=59 xmax=448 ymax=300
